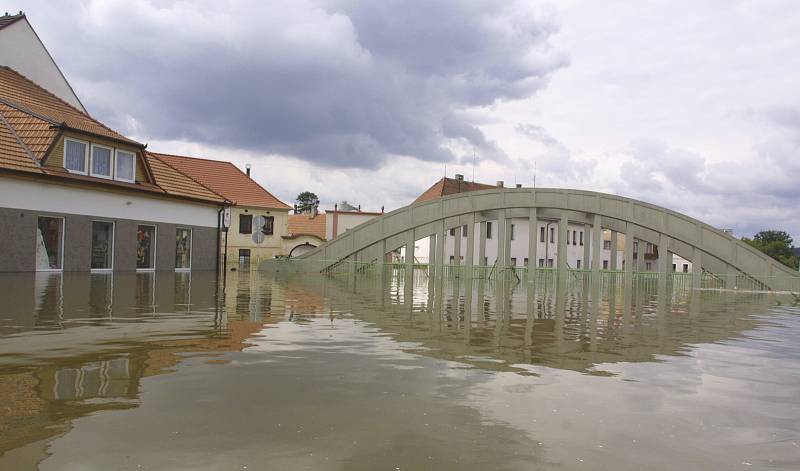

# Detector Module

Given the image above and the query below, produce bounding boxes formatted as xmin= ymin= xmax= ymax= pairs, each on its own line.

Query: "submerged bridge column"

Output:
xmin=558 ymin=212 xmax=569 ymax=273
xmin=478 ymin=221 xmax=487 ymax=270
xmin=610 ymin=231 xmax=619 ymax=270
xmin=591 ymin=214 xmax=602 ymax=276
xmin=624 ymin=224 xmax=634 ymax=283
xmin=583 ymin=223 xmax=591 ymax=270
xmin=435 ymin=222 xmax=445 ymax=278
xmin=497 ymin=210 xmax=508 ymax=271
xmin=454 ymin=226 xmax=462 ymax=270
xmin=428 ymin=235 xmax=436 ymax=274
xmin=658 ymin=233 xmax=672 ymax=290
xmin=528 ymin=208 xmax=538 ymax=281
xmin=691 ymin=247 xmax=703 ymax=289
xmin=465 ymin=213 xmax=476 ymax=278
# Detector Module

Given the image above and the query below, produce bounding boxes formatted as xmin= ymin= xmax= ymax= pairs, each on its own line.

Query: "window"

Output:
xmin=239 ymin=214 xmax=253 ymax=234
xmin=646 ymin=243 xmax=653 ymax=255
xmin=91 ymin=221 xmax=114 ymax=270
xmin=683 ymin=264 xmax=689 ymax=273
xmin=603 ymin=260 xmax=609 ymax=269
xmin=524 ymin=257 xmax=529 ymax=266
xmin=261 ymin=216 xmax=274 ymax=235
xmin=646 ymin=262 xmax=652 ymax=271
xmin=90 ymin=144 xmax=112 ymax=178
xmin=64 ymin=138 xmax=88 ymax=174
xmin=547 ymin=258 xmax=554 ymax=267
xmin=486 ymin=222 xmax=493 ymax=239
xmin=136 ymin=225 xmax=156 ymax=270
xmin=576 ymin=260 xmax=581 ymax=269
xmin=538 ymin=258 xmax=544 ymax=267
xmin=580 ymin=231 xmax=584 ymax=246
xmin=573 ymin=230 xmax=577 ymax=246
xmin=239 ymin=249 xmax=251 ymax=268
xmin=550 ymin=227 xmax=555 ymax=243
xmin=462 ymin=225 xmax=467 ymax=237
xmin=175 ymin=228 xmax=192 ymax=270
xmin=36 ymin=216 xmax=63 ymax=270
xmin=510 ymin=224 xmax=515 ymax=240
xmin=511 ymin=257 xmax=517 ymax=266
xmin=540 ymin=226 xmax=545 ymax=242
xmin=672 ymin=263 xmax=677 ymax=272
xmin=115 ymin=150 xmax=135 ymax=182
xmin=449 ymin=255 xmax=455 ymax=263
xmin=449 ymin=228 xmax=456 ymax=236
xmin=604 ymin=240 xmax=611 ymax=250
xmin=483 ymin=256 xmax=488 ymax=265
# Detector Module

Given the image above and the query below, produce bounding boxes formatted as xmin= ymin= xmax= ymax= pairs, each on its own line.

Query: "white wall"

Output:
xmin=326 ymin=212 xmax=379 ymax=239
xmin=0 ymin=175 xmax=220 ymax=227
xmin=0 ymin=18 xmax=86 ymax=111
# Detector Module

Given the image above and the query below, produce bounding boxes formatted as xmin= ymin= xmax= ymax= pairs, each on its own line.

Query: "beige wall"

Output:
xmin=225 ymin=206 xmax=289 ymax=267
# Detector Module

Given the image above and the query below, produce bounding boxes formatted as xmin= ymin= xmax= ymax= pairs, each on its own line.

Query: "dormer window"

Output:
xmin=115 ymin=150 xmax=135 ymax=183
xmin=90 ymin=144 xmax=112 ymax=179
xmin=64 ymin=138 xmax=88 ymax=174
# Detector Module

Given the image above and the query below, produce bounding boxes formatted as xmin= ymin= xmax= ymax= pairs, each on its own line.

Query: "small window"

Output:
xmin=524 ymin=257 xmax=529 ymax=266
xmin=115 ymin=150 xmax=136 ymax=182
xmin=550 ymin=227 xmax=555 ymax=243
xmin=261 ymin=216 xmax=274 ymax=235
xmin=449 ymin=228 xmax=456 ymax=236
xmin=511 ymin=257 xmax=517 ymax=266
xmin=580 ymin=231 xmax=584 ymax=246
xmin=462 ymin=225 xmax=467 ymax=237
xmin=90 ymin=144 xmax=113 ymax=178
xmin=510 ymin=224 xmax=515 ymax=241
xmin=604 ymin=240 xmax=611 ymax=250
xmin=683 ymin=263 xmax=689 ymax=273
xmin=36 ymin=216 xmax=63 ymax=270
xmin=646 ymin=262 xmax=652 ymax=271
xmin=136 ymin=225 xmax=156 ymax=270
xmin=64 ymin=138 xmax=88 ymax=174
xmin=486 ymin=221 xmax=493 ymax=239
xmin=538 ymin=258 xmax=544 ymax=267
xmin=573 ymin=230 xmax=577 ymax=246
xmin=483 ymin=256 xmax=488 ymax=265
xmin=239 ymin=214 xmax=253 ymax=234
xmin=91 ymin=221 xmax=114 ymax=270
xmin=540 ymin=226 xmax=545 ymax=243
xmin=576 ymin=260 xmax=581 ymax=269
xmin=547 ymin=258 xmax=554 ymax=267
xmin=672 ymin=263 xmax=677 ymax=272
xmin=603 ymin=260 xmax=609 ymax=269
xmin=175 ymin=228 xmax=192 ymax=270
xmin=239 ymin=249 xmax=251 ymax=268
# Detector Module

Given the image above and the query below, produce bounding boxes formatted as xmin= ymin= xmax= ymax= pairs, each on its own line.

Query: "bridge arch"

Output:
xmin=263 ymin=187 xmax=798 ymax=291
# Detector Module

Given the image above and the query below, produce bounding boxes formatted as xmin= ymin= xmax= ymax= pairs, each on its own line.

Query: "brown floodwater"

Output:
xmin=0 ymin=269 xmax=798 ymax=470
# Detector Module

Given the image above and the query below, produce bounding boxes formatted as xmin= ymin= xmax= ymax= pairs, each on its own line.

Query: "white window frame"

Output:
xmin=63 ymin=138 xmax=89 ymax=175
xmin=89 ymin=143 xmax=114 ymax=180
xmin=36 ymin=215 xmax=65 ymax=272
xmin=90 ymin=220 xmax=115 ymax=272
xmin=175 ymin=227 xmax=193 ymax=271
xmin=136 ymin=225 xmax=157 ymax=271
xmin=115 ymin=149 xmax=136 ymax=183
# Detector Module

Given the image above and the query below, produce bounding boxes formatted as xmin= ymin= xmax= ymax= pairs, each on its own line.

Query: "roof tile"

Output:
xmin=288 ymin=213 xmax=327 ymax=240
xmin=414 ymin=177 xmax=496 ymax=204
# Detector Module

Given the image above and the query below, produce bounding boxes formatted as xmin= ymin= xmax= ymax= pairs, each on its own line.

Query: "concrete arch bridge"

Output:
xmin=261 ymin=187 xmax=799 ymax=292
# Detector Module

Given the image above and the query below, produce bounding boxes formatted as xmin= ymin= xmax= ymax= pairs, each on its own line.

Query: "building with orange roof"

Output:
xmin=0 ymin=13 xmax=228 ymax=272
xmin=284 ymin=203 xmax=385 ymax=258
xmin=153 ymin=152 xmax=292 ymax=267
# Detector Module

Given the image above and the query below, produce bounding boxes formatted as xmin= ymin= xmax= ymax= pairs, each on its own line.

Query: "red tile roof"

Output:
xmin=414 ymin=177 xmax=496 ymax=204
xmin=288 ymin=213 xmax=327 ymax=240
xmin=146 ymin=153 xmax=228 ymax=203
xmin=152 ymin=152 xmax=291 ymax=209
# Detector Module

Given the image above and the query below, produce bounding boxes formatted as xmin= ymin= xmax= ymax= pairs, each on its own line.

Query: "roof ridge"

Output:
xmin=0 ymin=66 xmax=138 ymax=145
xmin=147 ymin=151 xmax=230 ymax=204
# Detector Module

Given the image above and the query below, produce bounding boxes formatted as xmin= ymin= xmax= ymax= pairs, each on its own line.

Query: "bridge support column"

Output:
xmin=428 ymin=235 xmax=436 ymax=275
xmin=497 ymin=210 xmax=508 ymax=273
xmin=479 ymin=221 xmax=487 ymax=273
xmin=725 ymin=264 xmax=737 ymax=290
xmin=454 ymin=224 xmax=462 ymax=275
xmin=558 ymin=212 xmax=569 ymax=275
xmin=658 ymin=233 xmax=671 ymax=290
xmin=583 ymin=223 xmax=591 ymax=271
xmin=610 ymin=231 xmax=619 ymax=270
xmin=691 ymin=247 xmax=703 ymax=289
xmin=405 ymin=230 xmax=415 ymax=283
xmin=528 ymin=208 xmax=538 ymax=282
xmin=637 ymin=239 xmax=646 ymax=273
xmin=624 ymin=224 xmax=634 ymax=283
xmin=465 ymin=213 xmax=476 ymax=278
xmin=591 ymin=215 xmax=602 ymax=276
xmin=435 ymin=223 xmax=445 ymax=278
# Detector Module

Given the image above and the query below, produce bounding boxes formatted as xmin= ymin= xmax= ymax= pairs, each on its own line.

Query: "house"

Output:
xmin=0 ymin=66 xmax=227 ymax=272
xmin=284 ymin=203 xmax=384 ymax=258
xmin=152 ymin=153 xmax=291 ymax=268
xmin=0 ymin=13 xmax=229 ymax=273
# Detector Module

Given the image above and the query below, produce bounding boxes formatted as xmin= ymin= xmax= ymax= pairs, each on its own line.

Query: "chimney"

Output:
xmin=455 ymin=174 xmax=464 ymax=182
xmin=496 ymin=180 xmax=504 ymax=188
xmin=332 ymin=203 xmax=339 ymax=238
xmin=245 ymin=163 xmax=252 ymax=177
xmin=311 ymin=205 xmax=318 ymax=218
xmin=515 ymin=183 xmax=522 ymax=188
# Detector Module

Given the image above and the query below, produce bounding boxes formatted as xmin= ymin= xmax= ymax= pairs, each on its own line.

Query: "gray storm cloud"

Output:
xmin=34 ymin=0 xmax=567 ymax=168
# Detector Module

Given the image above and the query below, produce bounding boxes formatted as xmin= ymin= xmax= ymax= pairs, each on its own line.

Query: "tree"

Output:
xmin=742 ymin=230 xmax=798 ymax=270
xmin=295 ymin=191 xmax=319 ymax=214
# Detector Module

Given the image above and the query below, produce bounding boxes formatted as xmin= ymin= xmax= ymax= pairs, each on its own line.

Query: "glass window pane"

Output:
xmin=91 ymin=221 xmax=114 ymax=269
xmin=116 ymin=151 xmax=135 ymax=181
xmin=91 ymin=146 xmax=112 ymax=177
xmin=175 ymin=228 xmax=192 ymax=269
xmin=65 ymin=140 xmax=86 ymax=173
xmin=136 ymin=225 xmax=156 ymax=269
xmin=36 ymin=216 xmax=63 ymax=270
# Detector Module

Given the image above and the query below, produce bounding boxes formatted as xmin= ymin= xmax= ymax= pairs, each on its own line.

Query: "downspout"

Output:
xmin=216 ymin=206 xmax=223 ymax=275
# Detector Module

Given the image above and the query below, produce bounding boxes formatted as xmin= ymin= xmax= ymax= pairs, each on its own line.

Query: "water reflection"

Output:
xmin=0 ymin=269 xmax=797 ymax=470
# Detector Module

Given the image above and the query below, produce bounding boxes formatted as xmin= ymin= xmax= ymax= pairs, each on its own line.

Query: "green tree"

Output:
xmin=742 ymin=230 xmax=798 ymax=269
xmin=295 ymin=191 xmax=319 ymax=214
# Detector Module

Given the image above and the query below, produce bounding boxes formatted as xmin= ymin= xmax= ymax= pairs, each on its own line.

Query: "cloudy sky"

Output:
xmin=11 ymin=0 xmax=800 ymax=239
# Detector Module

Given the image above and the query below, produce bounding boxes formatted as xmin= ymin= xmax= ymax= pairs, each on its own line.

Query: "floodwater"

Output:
xmin=0 ymin=269 xmax=799 ymax=471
